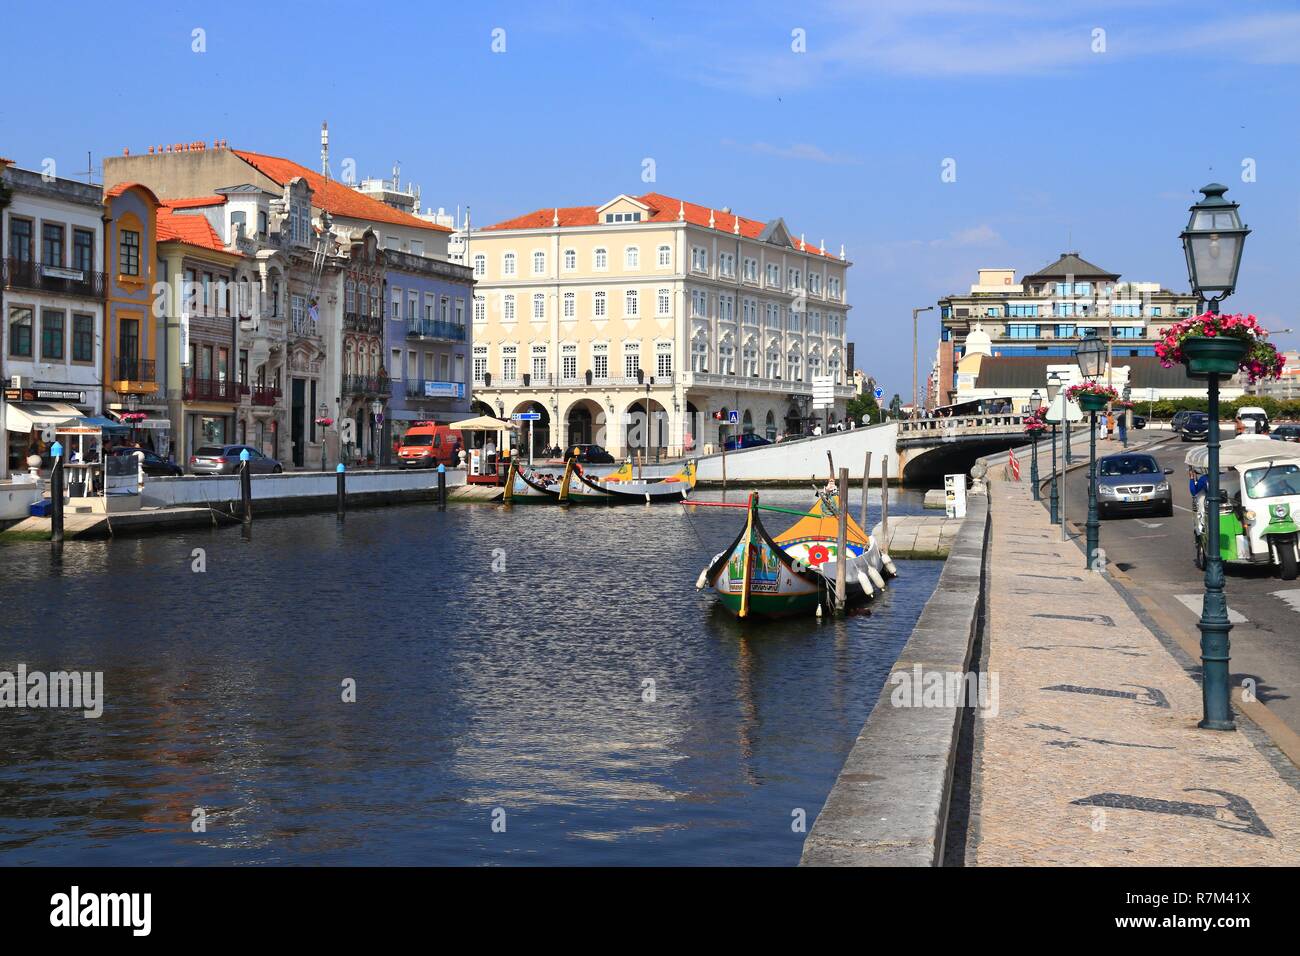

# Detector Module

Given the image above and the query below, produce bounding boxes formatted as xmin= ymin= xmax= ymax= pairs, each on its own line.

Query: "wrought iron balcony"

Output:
xmin=183 ymin=375 xmax=235 ymax=402
xmin=3 ymin=257 xmax=106 ymax=299
xmin=251 ymin=385 xmax=281 ymax=406
xmin=406 ymin=318 xmax=466 ymax=342
xmin=344 ymin=311 xmax=384 ymax=335
xmin=115 ymin=356 xmax=156 ymax=383
xmin=342 ymin=374 xmax=392 ymax=396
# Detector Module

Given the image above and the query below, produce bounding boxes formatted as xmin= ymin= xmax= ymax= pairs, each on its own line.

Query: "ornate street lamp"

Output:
xmin=1182 ymin=183 xmax=1250 ymax=732
xmin=1028 ymin=387 xmax=1042 ymax=501
xmin=1076 ymin=335 xmax=1107 ymax=571
xmin=318 ymin=402 xmax=329 ymax=472
xmin=1044 ymin=373 xmax=1064 ymax=524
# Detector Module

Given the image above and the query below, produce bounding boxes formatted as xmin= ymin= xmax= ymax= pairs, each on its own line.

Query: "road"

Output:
xmin=1051 ymin=431 xmax=1300 ymax=744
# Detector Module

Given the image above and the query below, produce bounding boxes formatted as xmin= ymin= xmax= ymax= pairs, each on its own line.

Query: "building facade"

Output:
xmin=934 ymin=253 xmax=1200 ymax=408
xmin=2 ymin=164 xmax=107 ymax=476
xmin=470 ymin=192 xmax=853 ymax=458
xmin=103 ymin=183 xmax=168 ymax=452
xmin=383 ymin=247 xmax=473 ymax=461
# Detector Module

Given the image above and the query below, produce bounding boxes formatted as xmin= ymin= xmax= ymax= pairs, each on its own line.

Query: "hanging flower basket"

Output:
xmin=314 ymin=417 xmax=334 ymax=428
xmin=119 ymin=412 xmax=147 ymax=424
xmin=1022 ymin=407 xmax=1048 ymax=435
xmin=1065 ymin=381 xmax=1118 ymax=412
xmin=1154 ymin=312 xmax=1283 ymax=383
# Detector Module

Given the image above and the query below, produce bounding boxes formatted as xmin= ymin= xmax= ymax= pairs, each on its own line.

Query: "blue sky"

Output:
xmin=3 ymin=0 xmax=1297 ymax=398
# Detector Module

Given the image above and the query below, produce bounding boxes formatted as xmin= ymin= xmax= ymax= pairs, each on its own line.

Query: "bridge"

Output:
xmin=692 ymin=413 xmax=1029 ymax=485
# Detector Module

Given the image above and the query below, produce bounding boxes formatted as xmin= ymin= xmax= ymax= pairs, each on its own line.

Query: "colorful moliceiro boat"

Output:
xmin=504 ymin=458 xmax=696 ymax=504
xmin=695 ymin=492 xmax=893 ymax=619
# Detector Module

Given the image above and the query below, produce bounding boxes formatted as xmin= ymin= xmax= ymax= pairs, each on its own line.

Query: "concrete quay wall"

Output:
xmin=800 ymin=488 xmax=989 ymax=866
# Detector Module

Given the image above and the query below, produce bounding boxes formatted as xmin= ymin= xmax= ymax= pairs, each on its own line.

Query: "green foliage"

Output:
xmin=846 ymin=392 xmax=880 ymax=425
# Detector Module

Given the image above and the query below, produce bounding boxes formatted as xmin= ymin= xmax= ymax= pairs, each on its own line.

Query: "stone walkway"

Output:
xmin=969 ymin=478 xmax=1300 ymax=865
xmin=872 ymin=515 xmax=963 ymax=559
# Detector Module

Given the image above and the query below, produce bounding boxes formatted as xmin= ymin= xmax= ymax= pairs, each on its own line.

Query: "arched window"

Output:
xmin=502 ymin=252 xmax=516 ymax=276
xmin=742 ymin=409 xmax=754 ymax=435
xmin=657 ymin=244 xmax=671 ymax=268
xmin=765 ymin=411 xmax=777 ymax=441
xmin=532 ymin=250 xmax=546 ymax=274
xmin=345 ymin=278 xmax=356 ymax=313
xmin=370 ymin=284 xmax=380 ymax=318
xmin=625 ymin=246 xmax=639 ymax=269
xmin=563 ymin=248 xmax=576 ymax=270
xmin=691 ymin=335 xmax=709 ymax=372
xmin=593 ymin=247 xmax=608 ymax=270
xmin=473 ymin=254 xmax=486 ymax=277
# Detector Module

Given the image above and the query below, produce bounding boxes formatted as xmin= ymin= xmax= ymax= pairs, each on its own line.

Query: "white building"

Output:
xmin=2 ymin=162 xmax=107 ymax=477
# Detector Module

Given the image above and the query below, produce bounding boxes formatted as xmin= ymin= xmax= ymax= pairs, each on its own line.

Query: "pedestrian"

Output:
xmin=1118 ymin=408 xmax=1129 ymax=447
xmin=813 ymin=423 xmax=822 ymax=437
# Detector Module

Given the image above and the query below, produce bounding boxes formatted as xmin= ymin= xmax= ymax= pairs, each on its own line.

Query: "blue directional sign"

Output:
xmin=873 ymin=386 xmax=884 ymax=400
xmin=727 ymin=410 xmax=739 ymax=425
xmin=514 ymin=412 xmax=542 ymax=421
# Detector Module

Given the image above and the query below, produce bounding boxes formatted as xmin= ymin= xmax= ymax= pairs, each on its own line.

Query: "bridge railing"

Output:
xmin=898 ymin=413 xmax=1025 ymax=438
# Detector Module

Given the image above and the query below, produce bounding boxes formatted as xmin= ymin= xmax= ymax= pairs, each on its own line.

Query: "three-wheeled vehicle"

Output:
xmin=1186 ymin=435 xmax=1300 ymax=580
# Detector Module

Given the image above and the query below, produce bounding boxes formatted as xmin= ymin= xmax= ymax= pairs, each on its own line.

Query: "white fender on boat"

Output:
xmin=695 ymin=567 xmax=709 ymax=590
xmin=856 ymin=570 xmax=876 ymax=599
xmin=815 ymin=601 xmax=823 ymax=618
xmin=868 ymin=566 xmax=887 ymax=591
xmin=882 ymin=554 xmax=898 ymax=577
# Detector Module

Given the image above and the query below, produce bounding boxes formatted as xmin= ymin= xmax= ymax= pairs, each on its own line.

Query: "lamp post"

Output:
xmin=369 ymin=399 xmax=383 ymax=467
xmin=1075 ymin=335 xmax=1107 ymax=571
xmin=318 ymin=402 xmax=328 ymax=472
xmin=912 ymin=305 xmax=934 ymax=416
xmin=1044 ymin=373 xmax=1063 ymax=524
xmin=1028 ymin=387 xmax=1042 ymax=500
xmin=1181 ymin=183 xmax=1250 ymax=732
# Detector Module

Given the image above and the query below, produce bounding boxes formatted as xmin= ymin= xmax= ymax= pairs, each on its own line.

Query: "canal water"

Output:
xmin=0 ymin=488 xmax=941 ymax=866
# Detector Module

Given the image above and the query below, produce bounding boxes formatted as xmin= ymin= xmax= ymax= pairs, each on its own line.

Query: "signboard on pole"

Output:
xmin=944 ymin=474 xmax=968 ymax=518
xmin=811 ymin=375 xmax=836 ymax=410
xmin=727 ymin=410 xmax=739 ymax=425
xmin=513 ymin=411 xmax=542 ymax=421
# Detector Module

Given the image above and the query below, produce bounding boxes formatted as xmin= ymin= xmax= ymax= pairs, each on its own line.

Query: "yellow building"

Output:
xmin=470 ymin=192 xmax=853 ymax=458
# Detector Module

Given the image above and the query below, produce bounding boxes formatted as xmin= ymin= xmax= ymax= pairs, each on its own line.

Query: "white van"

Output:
xmin=1235 ymin=406 xmax=1270 ymax=435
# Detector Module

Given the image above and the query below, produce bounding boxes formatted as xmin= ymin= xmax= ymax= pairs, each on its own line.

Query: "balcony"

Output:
xmin=344 ymin=311 xmax=383 ymax=335
xmin=406 ymin=318 xmax=466 ymax=342
xmin=342 ymin=374 xmax=392 ymax=396
xmin=251 ymin=385 xmax=281 ymax=407
xmin=183 ymin=375 xmax=236 ymax=402
xmin=3 ymin=257 xmax=105 ymax=299
xmin=111 ymin=356 xmax=157 ymax=394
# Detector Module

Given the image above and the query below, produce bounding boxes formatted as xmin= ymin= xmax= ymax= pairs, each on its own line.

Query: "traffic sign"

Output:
xmin=873 ymin=386 xmax=884 ymax=400
xmin=513 ymin=412 xmax=542 ymax=421
xmin=727 ymin=410 xmax=739 ymax=425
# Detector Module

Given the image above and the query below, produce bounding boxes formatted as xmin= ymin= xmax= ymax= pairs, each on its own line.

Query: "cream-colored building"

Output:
xmin=470 ymin=192 xmax=853 ymax=458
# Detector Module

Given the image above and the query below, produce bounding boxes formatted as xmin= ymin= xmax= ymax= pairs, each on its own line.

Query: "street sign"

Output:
xmin=513 ymin=412 xmax=542 ymax=421
xmin=727 ymin=410 xmax=739 ymax=425
xmin=812 ymin=374 xmax=836 ymax=410
xmin=873 ymin=386 xmax=884 ymax=400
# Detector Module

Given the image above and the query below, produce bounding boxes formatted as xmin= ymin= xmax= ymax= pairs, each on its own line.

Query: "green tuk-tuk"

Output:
xmin=1187 ymin=435 xmax=1300 ymax=580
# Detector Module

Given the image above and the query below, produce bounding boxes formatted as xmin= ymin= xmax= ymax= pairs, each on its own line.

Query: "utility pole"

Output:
xmin=912 ymin=305 xmax=934 ymax=414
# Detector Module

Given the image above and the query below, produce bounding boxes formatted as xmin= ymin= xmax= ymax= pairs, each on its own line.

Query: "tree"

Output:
xmin=846 ymin=392 xmax=879 ymax=425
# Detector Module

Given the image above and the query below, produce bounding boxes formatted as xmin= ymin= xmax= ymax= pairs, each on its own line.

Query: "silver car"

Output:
xmin=1096 ymin=452 xmax=1173 ymax=518
xmin=189 ymin=444 xmax=283 ymax=475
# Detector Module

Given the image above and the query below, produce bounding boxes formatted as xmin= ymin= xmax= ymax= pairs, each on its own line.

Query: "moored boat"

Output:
xmin=693 ymin=491 xmax=889 ymax=619
xmin=567 ymin=460 xmax=696 ymax=504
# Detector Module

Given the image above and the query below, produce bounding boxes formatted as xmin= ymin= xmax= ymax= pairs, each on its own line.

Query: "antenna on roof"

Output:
xmin=321 ymin=122 xmax=330 ymax=180
xmin=78 ymin=151 xmax=96 ymax=185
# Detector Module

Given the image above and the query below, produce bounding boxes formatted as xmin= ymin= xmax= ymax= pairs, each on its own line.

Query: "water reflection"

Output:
xmin=0 ymin=488 xmax=940 ymax=865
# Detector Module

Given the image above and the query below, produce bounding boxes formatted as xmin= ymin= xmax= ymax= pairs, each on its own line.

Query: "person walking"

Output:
xmin=1118 ymin=407 xmax=1129 ymax=447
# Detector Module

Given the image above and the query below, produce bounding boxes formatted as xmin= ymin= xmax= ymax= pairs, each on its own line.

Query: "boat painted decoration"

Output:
xmin=695 ymin=492 xmax=890 ymax=620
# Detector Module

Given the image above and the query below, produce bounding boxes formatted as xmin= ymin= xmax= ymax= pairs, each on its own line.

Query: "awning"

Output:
xmin=4 ymin=401 xmax=82 ymax=433
xmin=138 ymin=418 xmax=171 ymax=430
xmin=56 ymin=416 xmax=129 ymax=435
xmin=448 ymin=415 xmax=515 ymax=432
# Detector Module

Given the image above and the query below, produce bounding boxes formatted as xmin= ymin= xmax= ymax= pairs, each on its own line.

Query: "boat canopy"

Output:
xmin=772 ymin=497 xmax=870 ymax=549
xmin=1185 ymin=435 xmax=1298 ymax=472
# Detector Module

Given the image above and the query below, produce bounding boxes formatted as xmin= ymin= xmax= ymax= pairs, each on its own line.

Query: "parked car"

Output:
xmin=1170 ymin=410 xmax=1193 ymax=434
xmin=1179 ymin=412 xmax=1211 ymax=442
xmin=723 ymin=433 xmax=772 ymax=451
xmin=1131 ymin=414 xmax=1147 ymax=430
xmin=1271 ymin=423 xmax=1300 ymax=443
xmin=397 ymin=423 xmax=461 ymax=468
xmin=1235 ymin=405 xmax=1271 ymax=435
xmin=565 ymin=443 xmax=615 ymax=464
xmin=189 ymin=444 xmax=283 ymax=475
xmin=1096 ymin=452 xmax=1174 ymax=518
xmin=107 ymin=446 xmax=183 ymax=477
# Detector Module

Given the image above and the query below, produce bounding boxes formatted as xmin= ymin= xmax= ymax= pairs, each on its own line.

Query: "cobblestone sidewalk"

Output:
xmin=969 ymin=478 xmax=1300 ymax=865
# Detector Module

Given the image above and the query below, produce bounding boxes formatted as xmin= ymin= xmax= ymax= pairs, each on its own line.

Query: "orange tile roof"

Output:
xmin=105 ymin=181 xmax=161 ymax=204
xmin=483 ymin=191 xmax=839 ymax=258
xmin=156 ymin=204 xmax=226 ymax=252
xmin=232 ymin=149 xmax=450 ymax=233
